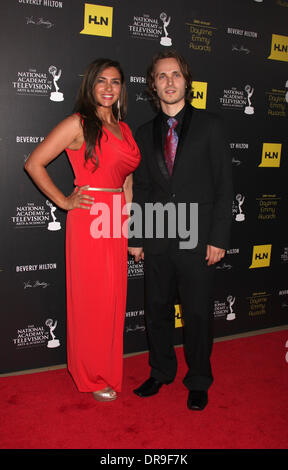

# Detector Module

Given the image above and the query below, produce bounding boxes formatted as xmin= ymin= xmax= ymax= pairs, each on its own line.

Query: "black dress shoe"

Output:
xmin=133 ymin=377 xmax=163 ymax=397
xmin=187 ymin=390 xmax=208 ymax=410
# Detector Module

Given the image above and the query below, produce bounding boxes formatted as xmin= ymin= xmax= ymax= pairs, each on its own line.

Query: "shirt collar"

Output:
xmin=162 ymin=102 xmax=186 ymax=127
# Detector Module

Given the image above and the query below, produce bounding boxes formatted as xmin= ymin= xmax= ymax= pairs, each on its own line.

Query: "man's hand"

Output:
xmin=205 ymin=245 xmax=225 ymax=266
xmin=128 ymin=247 xmax=144 ymax=262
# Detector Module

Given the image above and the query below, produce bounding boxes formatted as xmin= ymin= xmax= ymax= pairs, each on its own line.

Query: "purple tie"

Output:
xmin=164 ymin=117 xmax=178 ymax=176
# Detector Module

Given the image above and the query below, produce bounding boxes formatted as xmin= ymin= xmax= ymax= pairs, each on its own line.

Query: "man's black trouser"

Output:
xmin=144 ymin=246 xmax=215 ymax=391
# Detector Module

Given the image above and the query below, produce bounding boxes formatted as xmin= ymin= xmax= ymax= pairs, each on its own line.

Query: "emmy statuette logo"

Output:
xmin=46 ymin=200 xmax=61 ymax=231
xmin=48 ymin=65 xmax=64 ymax=102
xmin=235 ymin=194 xmax=245 ymax=221
xmin=46 ymin=319 xmax=60 ymax=348
xmin=244 ymin=85 xmax=254 ymax=114
xmin=226 ymin=295 xmax=236 ymax=321
xmin=160 ymin=12 xmax=172 ymax=46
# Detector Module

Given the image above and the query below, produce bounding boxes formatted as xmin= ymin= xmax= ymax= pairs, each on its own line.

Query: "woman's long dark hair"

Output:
xmin=74 ymin=58 xmax=127 ymax=170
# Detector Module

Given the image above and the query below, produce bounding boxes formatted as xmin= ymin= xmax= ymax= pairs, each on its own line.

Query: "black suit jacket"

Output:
xmin=129 ymin=103 xmax=233 ymax=254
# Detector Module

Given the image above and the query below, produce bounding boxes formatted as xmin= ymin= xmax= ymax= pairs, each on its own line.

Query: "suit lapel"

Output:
xmin=153 ymin=113 xmax=170 ymax=182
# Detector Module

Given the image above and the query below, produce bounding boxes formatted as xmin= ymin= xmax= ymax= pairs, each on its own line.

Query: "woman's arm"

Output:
xmin=24 ymin=114 xmax=94 ymax=210
xmin=123 ymin=173 xmax=133 ymax=215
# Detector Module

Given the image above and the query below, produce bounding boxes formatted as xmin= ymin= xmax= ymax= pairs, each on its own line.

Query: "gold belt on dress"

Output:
xmin=86 ymin=187 xmax=123 ymax=192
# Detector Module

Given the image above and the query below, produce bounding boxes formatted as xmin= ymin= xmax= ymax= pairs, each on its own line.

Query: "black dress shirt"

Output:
xmin=161 ymin=102 xmax=187 ymax=152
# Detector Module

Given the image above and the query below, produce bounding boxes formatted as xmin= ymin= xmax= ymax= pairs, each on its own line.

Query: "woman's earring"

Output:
xmin=117 ymin=99 xmax=121 ymax=121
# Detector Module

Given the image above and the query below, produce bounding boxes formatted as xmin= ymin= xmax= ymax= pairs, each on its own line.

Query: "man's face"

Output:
xmin=153 ymin=58 xmax=186 ymax=107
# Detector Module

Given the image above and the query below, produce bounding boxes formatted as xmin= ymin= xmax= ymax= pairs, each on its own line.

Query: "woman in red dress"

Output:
xmin=25 ymin=59 xmax=140 ymax=401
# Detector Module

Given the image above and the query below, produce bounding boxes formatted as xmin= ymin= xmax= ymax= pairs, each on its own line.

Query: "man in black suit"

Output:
xmin=128 ymin=51 xmax=233 ymax=410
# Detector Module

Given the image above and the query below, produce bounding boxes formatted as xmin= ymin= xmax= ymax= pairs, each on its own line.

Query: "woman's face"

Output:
xmin=93 ymin=66 xmax=122 ymax=109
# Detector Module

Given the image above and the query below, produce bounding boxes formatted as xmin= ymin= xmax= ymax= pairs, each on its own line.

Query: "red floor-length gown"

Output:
xmin=65 ymin=121 xmax=140 ymax=392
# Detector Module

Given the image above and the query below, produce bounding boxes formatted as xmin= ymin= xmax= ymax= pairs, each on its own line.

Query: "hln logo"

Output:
xmin=175 ymin=304 xmax=184 ymax=328
xmin=191 ymin=81 xmax=208 ymax=109
xmin=268 ymin=34 xmax=288 ymax=62
xmin=249 ymin=245 xmax=272 ymax=269
xmin=274 ymin=44 xmax=288 ymax=53
xmin=80 ymin=4 xmax=113 ymax=37
xmin=259 ymin=143 xmax=282 ymax=167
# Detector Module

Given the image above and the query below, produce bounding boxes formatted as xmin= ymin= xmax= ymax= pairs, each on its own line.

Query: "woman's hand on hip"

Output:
xmin=65 ymin=185 xmax=95 ymax=210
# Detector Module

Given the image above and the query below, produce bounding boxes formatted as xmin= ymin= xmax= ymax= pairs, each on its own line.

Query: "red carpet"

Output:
xmin=0 ymin=329 xmax=287 ymax=450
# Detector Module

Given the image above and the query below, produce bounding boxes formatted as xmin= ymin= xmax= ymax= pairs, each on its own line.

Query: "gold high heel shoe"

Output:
xmin=92 ymin=387 xmax=117 ymax=402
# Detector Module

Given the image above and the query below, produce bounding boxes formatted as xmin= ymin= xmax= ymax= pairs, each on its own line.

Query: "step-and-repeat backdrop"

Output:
xmin=1 ymin=0 xmax=287 ymax=374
